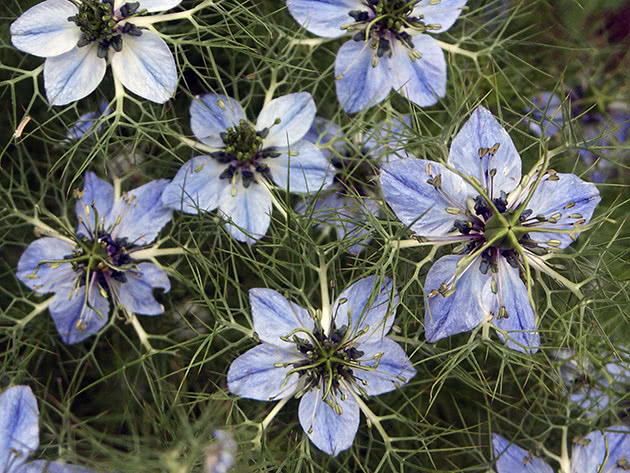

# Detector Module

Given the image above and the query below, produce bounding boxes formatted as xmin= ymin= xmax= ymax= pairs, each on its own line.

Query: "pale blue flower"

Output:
xmin=10 ymin=0 xmax=181 ymax=105
xmin=380 ymin=106 xmax=601 ymax=352
xmin=205 ymin=430 xmax=236 ymax=473
xmin=17 ymin=172 xmax=172 ymax=343
xmin=66 ymin=101 xmax=109 ymax=141
xmin=526 ymin=92 xmax=565 ymax=137
xmin=493 ymin=426 xmax=630 ymax=473
xmin=226 ymin=276 xmax=416 ymax=456
xmin=287 ymin=0 xmax=467 ymax=113
xmin=0 ymin=385 xmax=95 ymax=473
xmin=162 ymin=93 xmax=333 ymax=244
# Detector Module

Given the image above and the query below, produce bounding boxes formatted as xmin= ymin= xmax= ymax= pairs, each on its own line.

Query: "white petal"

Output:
xmin=258 ymin=93 xmax=316 ymax=147
xmin=135 ymin=0 xmax=183 ymax=12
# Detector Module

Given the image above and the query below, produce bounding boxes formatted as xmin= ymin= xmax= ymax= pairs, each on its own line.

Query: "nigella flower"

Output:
xmin=287 ymin=0 xmax=467 ymax=113
xmin=162 ymin=93 xmax=333 ymax=244
xmin=493 ymin=426 xmax=630 ymax=473
xmin=380 ymin=106 xmax=601 ymax=352
xmin=226 ymin=276 xmax=416 ymax=456
xmin=17 ymin=172 xmax=172 ymax=343
xmin=0 ymin=385 xmax=95 ymax=472
xmin=66 ymin=100 xmax=109 ymax=141
xmin=10 ymin=0 xmax=180 ymax=105
xmin=298 ymin=116 xmax=409 ymax=253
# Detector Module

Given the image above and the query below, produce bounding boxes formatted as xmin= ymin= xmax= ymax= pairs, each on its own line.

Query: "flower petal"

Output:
xmin=286 ymin=0 xmax=362 ymax=38
xmin=570 ymin=426 xmax=630 ymax=473
xmin=267 ymin=141 xmax=332 ymax=193
xmin=304 ymin=117 xmax=344 ymax=150
xmin=522 ymin=173 xmax=600 ymax=249
xmin=118 ymin=263 xmax=170 ymax=315
xmin=10 ymin=0 xmax=80 ymax=57
xmin=356 ymin=338 xmax=416 ymax=396
xmin=135 ymin=0 xmax=182 ymax=12
xmin=107 ymin=179 xmax=173 ymax=245
xmin=0 ymin=386 xmax=39 ymax=472
xmin=217 ymin=180 xmax=272 ymax=244
xmin=298 ymin=387 xmax=360 ymax=456
xmin=391 ymin=35 xmax=446 ymax=108
xmin=331 ymin=275 xmax=398 ymax=344
xmin=492 ymin=434 xmax=553 ymax=473
xmin=44 ymin=46 xmax=106 ymax=106
xmin=258 ymin=93 xmax=316 ymax=147
xmin=380 ymin=158 xmax=474 ymax=237
xmin=227 ymin=344 xmax=301 ymax=401
xmin=19 ymin=460 xmax=96 ymax=473
xmin=335 ymin=40 xmax=392 ymax=114
xmin=412 ymin=0 xmax=468 ymax=33
xmin=75 ymin=172 xmax=114 ymax=235
xmin=190 ymin=94 xmax=246 ymax=147
xmin=162 ymin=156 xmax=230 ymax=214
xmin=17 ymin=238 xmax=77 ymax=293
xmin=110 ymin=30 xmax=177 ymax=104
xmin=249 ymin=288 xmax=314 ymax=349
xmin=424 ymin=255 xmax=492 ymax=343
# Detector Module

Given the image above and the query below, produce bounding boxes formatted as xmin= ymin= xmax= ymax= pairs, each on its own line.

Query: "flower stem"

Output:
xmin=16 ymin=295 xmax=55 ymax=327
xmin=127 ymin=312 xmax=155 ymax=353
xmin=434 ymin=40 xmax=480 ymax=64
xmin=317 ymin=251 xmax=332 ymax=335
xmin=132 ymin=247 xmax=187 ymax=259
xmin=253 ymin=396 xmax=291 ymax=449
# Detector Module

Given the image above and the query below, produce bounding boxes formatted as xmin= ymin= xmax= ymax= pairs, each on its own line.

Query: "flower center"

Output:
xmin=69 ymin=231 xmax=134 ymax=287
xmin=332 ymin=146 xmax=379 ymax=197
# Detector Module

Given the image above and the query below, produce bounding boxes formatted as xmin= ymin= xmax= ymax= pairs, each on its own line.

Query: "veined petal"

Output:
xmin=107 ymin=179 xmax=173 ymax=245
xmin=570 ymin=426 xmax=630 ymax=473
xmin=492 ymin=434 xmax=553 ymax=473
xmin=266 ymin=141 xmax=332 ymax=193
xmin=44 ymin=46 xmax=106 ymax=106
xmin=249 ymin=288 xmax=314 ymax=349
xmin=380 ymin=158 xmax=474 ymax=237
xmin=75 ymin=172 xmax=114 ymax=235
xmin=286 ymin=0 xmax=362 ymax=38
xmin=17 ymin=238 xmax=77 ymax=293
xmin=110 ymin=30 xmax=177 ymax=104
xmin=523 ymin=173 xmax=600 ymax=249
xmin=258 ymin=93 xmax=316 ymax=147
xmin=227 ymin=344 xmax=301 ymax=401
xmin=10 ymin=0 xmax=80 ymax=57
xmin=190 ymin=94 xmax=246 ymax=147
xmin=162 ymin=156 xmax=230 ymax=214
xmin=118 ymin=263 xmax=170 ymax=315
xmin=448 ymin=106 xmax=522 ymax=196
xmin=19 ymin=460 xmax=96 ymax=473
xmin=391 ymin=35 xmax=446 ymax=108
xmin=335 ymin=40 xmax=392 ymax=114
xmin=298 ymin=387 xmax=360 ymax=456
xmin=424 ymin=255 xmax=492 ymax=343
xmin=0 ymin=386 xmax=39 ymax=472
xmin=412 ymin=0 xmax=468 ymax=33
xmin=331 ymin=276 xmax=397 ymax=343
xmin=217 ymin=180 xmax=272 ymax=245
xmin=134 ymin=0 xmax=182 ymax=12
xmin=356 ymin=338 xmax=416 ymax=396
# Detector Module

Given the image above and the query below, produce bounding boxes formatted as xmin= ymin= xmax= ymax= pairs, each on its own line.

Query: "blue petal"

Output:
xmin=75 ymin=172 xmax=114 ymax=235
xmin=190 ymin=94 xmax=246 ymax=147
xmin=17 ymin=238 xmax=77 ymax=293
xmin=110 ymin=31 xmax=177 ymax=104
xmin=249 ymin=288 xmax=314 ymax=349
xmin=66 ymin=110 xmax=102 ymax=142
xmin=44 ymin=46 xmax=106 ymax=106
xmin=10 ymin=0 xmax=80 ymax=57
xmin=356 ymin=338 xmax=416 ymax=396
xmin=526 ymin=93 xmax=564 ymax=137
xmin=0 ymin=386 xmax=39 ymax=472
xmin=424 ymin=255 xmax=492 ymax=343
xmin=412 ymin=0 xmax=468 ymax=33
xmin=380 ymin=158 xmax=474 ymax=237
xmin=258 ymin=93 xmax=316 ymax=148
xmin=304 ymin=117 xmax=344 ymax=150
xmin=217 ymin=180 xmax=272 ymax=244
xmin=161 ymin=156 xmax=230 ymax=214
xmin=391 ymin=35 xmax=446 ymax=108
xmin=523 ymin=173 xmax=600 ymax=249
xmin=492 ymin=434 xmax=553 ymax=473
xmin=335 ymin=40 xmax=393 ymax=113
xmin=227 ymin=344 xmax=301 ymax=401
xmin=570 ymin=426 xmax=630 ymax=473
xmin=267 ymin=141 xmax=333 ymax=193
xmin=449 ymin=106 xmax=522 ymax=196
xmin=134 ymin=0 xmax=182 ymax=12
xmin=118 ymin=263 xmax=170 ymax=315
xmin=491 ymin=257 xmax=539 ymax=353
xmin=19 ymin=460 xmax=96 ymax=473
xmin=298 ymin=387 xmax=359 ymax=456
xmin=286 ymin=0 xmax=362 ymax=38
xmin=107 ymin=179 xmax=173 ymax=246
xmin=331 ymin=276 xmax=397 ymax=344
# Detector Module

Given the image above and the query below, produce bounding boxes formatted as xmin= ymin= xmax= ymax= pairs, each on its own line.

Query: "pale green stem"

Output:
xmin=317 ymin=252 xmax=332 ymax=335
xmin=131 ymin=1 xmax=214 ymax=27
xmin=16 ymin=295 xmax=55 ymax=327
xmin=127 ymin=311 xmax=155 ymax=353
xmin=18 ymin=215 xmax=73 ymax=243
xmin=179 ymin=136 xmax=219 ymax=154
xmin=132 ymin=247 xmax=187 ymax=259
xmin=257 ymin=176 xmax=288 ymax=220
xmin=434 ymin=40 xmax=480 ymax=63
xmin=346 ymin=386 xmax=391 ymax=449
xmin=264 ymin=69 xmax=279 ymax=106
xmin=527 ymin=252 xmax=584 ymax=299
xmin=113 ymin=177 xmax=122 ymax=201
xmin=288 ymin=37 xmax=338 ymax=47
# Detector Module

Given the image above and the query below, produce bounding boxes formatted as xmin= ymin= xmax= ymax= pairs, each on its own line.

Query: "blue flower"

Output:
xmin=0 ymin=385 xmax=95 ymax=473
xmin=526 ymin=92 xmax=566 ymax=138
xmin=380 ymin=106 xmax=601 ymax=352
xmin=66 ymin=101 xmax=109 ymax=141
xmin=205 ymin=430 xmax=236 ymax=473
xmin=297 ymin=116 xmax=409 ymax=253
xmin=162 ymin=93 xmax=333 ymax=244
xmin=10 ymin=0 xmax=181 ymax=105
xmin=17 ymin=172 xmax=173 ymax=343
xmin=493 ymin=426 xmax=630 ymax=473
xmin=287 ymin=0 xmax=467 ymax=113
xmin=226 ymin=276 xmax=416 ymax=456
